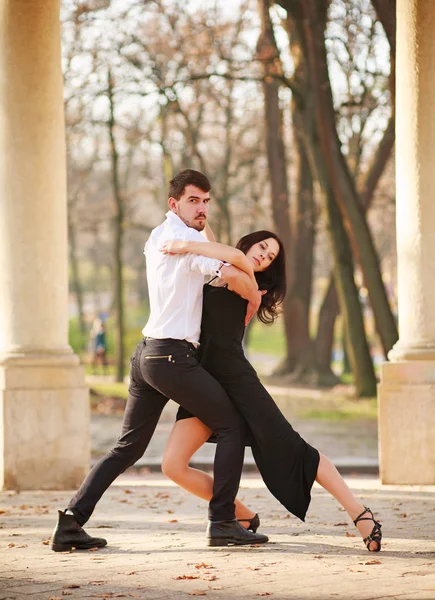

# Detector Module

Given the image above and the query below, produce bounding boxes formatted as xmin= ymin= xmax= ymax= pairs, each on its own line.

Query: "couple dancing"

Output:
xmin=51 ymin=169 xmax=382 ymax=552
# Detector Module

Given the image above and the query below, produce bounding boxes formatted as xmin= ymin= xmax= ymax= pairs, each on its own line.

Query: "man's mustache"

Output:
xmin=196 ymin=214 xmax=207 ymax=219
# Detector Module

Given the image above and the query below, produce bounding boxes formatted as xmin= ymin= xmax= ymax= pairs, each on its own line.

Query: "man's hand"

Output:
xmin=245 ymin=290 xmax=267 ymax=326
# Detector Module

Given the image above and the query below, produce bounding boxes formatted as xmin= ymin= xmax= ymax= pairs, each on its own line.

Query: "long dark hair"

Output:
xmin=236 ymin=231 xmax=287 ymax=325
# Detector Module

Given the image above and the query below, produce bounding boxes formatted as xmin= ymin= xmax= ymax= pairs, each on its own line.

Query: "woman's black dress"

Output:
xmin=176 ymin=283 xmax=320 ymax=522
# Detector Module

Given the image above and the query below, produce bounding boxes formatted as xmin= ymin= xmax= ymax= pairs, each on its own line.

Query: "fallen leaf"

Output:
xmin=248 ymin=566 xmax=260 ymax=571
xmin=88 ymin=581 xmax=105 ymax=586
xmin=201 ymin=575 xmax=217 ymax=581
xmin=42 ymin=540 xmax=50 ymax=545
xmin=7 ymin=543 xmax=15 ymax=548
xmin=63 ymin=585 xmax=81 ymax=590
xmin=333 ymin=522 xmax=348 ymax=526
xmin=124 ymin=489 xmax=132 ymax=494
xmin=400 ymin=513 xmax=407 ymax=518
xmin=48 ymin=597 xmax=62 ymax=600
xmin=168 ymin=519 xmax=178 ymax=523
xmin=167 ymin=509 xmax=174 ymax=514
xmin=120 ymin=571 xmax=136 ymax=576
xmin=256 ymin=594 xmax=272 ymax=597
xmin=173 ymin=574 xmax=200 ymax=580
xmin=345 ymin=532 xmax=356 ymax=538
xmin=194 ymin=563 xmax=214 ymax=569
xmin=189 ymin=592 xmax=206 ymax=597
xmin=88 ymin=547 xmax=100 ymax=552
xmin=359 ymin=559 xmax=381 ymax=565
xmin=62 ymin=593 xmax=73 ymax=597
xmin=208 ymin=586 xmax=223 ymax=590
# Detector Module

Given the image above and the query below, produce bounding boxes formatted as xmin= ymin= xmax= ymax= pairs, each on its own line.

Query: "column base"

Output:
xmin=0 ymin=354 xmax=89 ymax=490
xmin=378 ymin=361 xmax=435 ymax=484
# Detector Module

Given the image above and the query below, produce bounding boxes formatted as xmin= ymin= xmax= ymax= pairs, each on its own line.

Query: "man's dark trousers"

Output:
xmin=68 ymin=339 xmax=245 ymax=524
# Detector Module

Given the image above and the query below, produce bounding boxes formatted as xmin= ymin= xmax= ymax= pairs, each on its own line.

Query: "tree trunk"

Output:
xmin=68 ymin=217 xmax=86 ymax=346
xmin=257 ymin=0 xmax=317 ymax=378
xmin=284 ymin=127 xmax=317 ymax=379
xmin=314 ymin=114 xmax=395 ymax=380
xmin=315 ymin=276 xmax=341 ymax=385
xmin=323 ymin=182 xmax=376 ymax=397
xmin=301 ymin=0 xmax=398 ymax=356
xmin=107 ymin=68 xmax=125 ymax=383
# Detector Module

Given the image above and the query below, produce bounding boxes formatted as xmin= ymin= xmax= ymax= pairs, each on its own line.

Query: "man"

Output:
xmin=51 ymin=169 xmax=268 ymax=550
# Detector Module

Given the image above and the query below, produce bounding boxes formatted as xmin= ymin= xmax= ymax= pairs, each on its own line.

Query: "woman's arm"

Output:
xmin=161 ymin=239 xmax=255 ymax=279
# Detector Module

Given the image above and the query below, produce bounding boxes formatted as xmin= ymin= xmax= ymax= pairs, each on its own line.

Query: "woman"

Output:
xmin=160 ymin=231 xmax=382 ymax=552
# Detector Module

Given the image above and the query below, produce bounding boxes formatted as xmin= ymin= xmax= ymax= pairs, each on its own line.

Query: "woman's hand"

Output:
xmin=160 ymin=240 xmax=190 ymax=255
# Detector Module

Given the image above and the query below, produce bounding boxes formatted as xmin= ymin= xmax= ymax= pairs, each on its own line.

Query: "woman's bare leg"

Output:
xmin=162 ymin=418 xmax=256 ymax=523
xmin=316 ymin=452 xmax=380 ymax=550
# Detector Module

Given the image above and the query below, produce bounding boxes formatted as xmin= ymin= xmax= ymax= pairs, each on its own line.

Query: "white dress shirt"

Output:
xmin=142 ymin=211 xmax=226 ymax=346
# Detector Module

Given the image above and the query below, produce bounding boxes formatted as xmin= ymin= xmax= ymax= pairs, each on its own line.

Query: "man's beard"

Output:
xmin=177 ymin=212 xmax=206 ymax=231
xmin=191 ymin=220 xmax=205 ymax=232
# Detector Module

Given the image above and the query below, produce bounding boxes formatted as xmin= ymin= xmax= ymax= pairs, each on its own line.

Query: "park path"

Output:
xmin=0 ymin=474 xmax=434 ymax=600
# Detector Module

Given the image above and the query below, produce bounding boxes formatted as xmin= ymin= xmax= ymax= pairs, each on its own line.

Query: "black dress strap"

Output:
xmin=207 ymin=275 xmax=228 ymax=289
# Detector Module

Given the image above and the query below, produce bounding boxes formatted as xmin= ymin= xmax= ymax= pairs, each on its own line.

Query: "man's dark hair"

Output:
xmin=168 ymin=169 xmax=211 ymax=200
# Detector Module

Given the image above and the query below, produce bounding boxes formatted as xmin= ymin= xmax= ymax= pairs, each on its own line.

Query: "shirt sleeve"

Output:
xmin=184 ymin=254 xmax=229 ymax=277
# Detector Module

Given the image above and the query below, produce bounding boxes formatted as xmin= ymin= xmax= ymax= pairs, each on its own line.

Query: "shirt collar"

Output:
xmin=165 ymin=210 xmax=188 ymax=230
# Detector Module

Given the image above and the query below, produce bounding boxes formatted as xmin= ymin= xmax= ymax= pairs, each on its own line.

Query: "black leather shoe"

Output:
xmin=50 ymin=510 xmax=107 ymax=552
xmin=206 ymin=518 xmax=269 ymax=547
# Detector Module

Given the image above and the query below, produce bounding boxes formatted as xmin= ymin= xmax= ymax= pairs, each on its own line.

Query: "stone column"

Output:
xmin=378 ymin=0 xmax=435 ymax=484
xmin=0 ymin=1 xmax=89 ymax=489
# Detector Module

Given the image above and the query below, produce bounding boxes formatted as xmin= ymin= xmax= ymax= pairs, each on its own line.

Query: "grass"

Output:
xmin=87 ymin=377 xmax=378 ymax=423
xmin=298 ymin=397 xmax=378 ymax=421
xmin=246 ymin=319 xmax=285 ymax=356
xmin=90 ymin=381 xmax=129 ymax=400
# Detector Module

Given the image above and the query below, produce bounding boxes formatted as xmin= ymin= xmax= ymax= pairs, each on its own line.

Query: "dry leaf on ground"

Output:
xmin=173 ymin=574 xmax=200 ymax=580
xmin=189 ymin=591 xmax=206 ymax=596
xmin=194 ymin=563 xmax=214 ymax=569
xmin=63 ymin=584 xmax=80 ymax=589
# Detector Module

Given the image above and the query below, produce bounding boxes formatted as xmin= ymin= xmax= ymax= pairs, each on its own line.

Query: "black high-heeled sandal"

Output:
xmin=238 ymin=513 xmax=260 ymax=533
xmin=353 ymin=506 xmax=382 ymax=552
